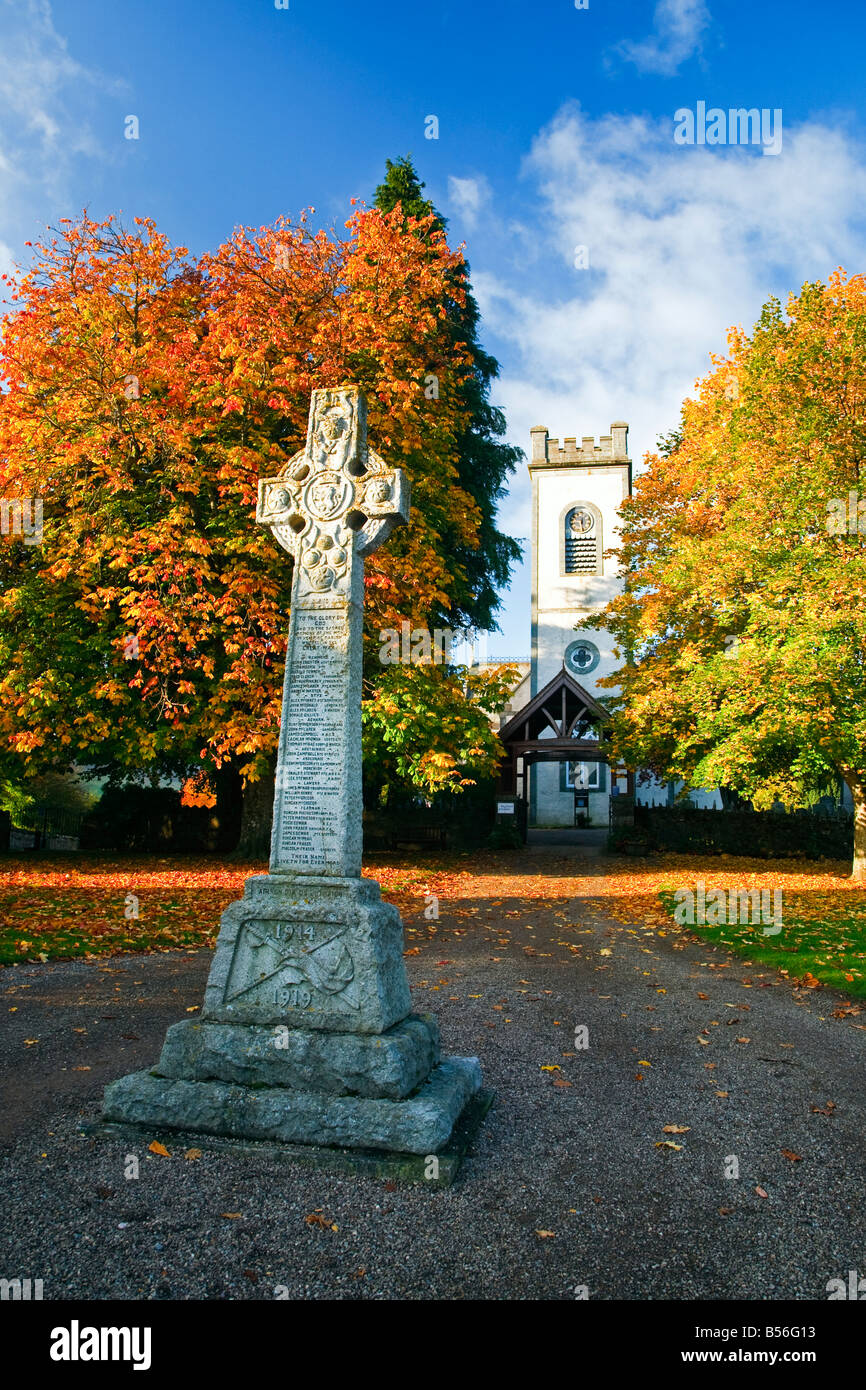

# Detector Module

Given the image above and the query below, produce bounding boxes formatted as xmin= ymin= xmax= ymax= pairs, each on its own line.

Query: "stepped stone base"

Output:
xmin=103 ymin=1057 xmax=482 ymax=1155
xmin=89 ymin=1089 xmax=494 ymax=1187
xmin=155 ymin=1014 xmax=440 ymax=1100
xmin=103 ymin=870 xmax=484 ymax=1156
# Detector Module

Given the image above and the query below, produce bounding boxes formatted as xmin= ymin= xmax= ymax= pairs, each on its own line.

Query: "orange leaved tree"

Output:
xmin=0 ymin=203 xmax=506 ymax=852
xmin=590 ymin=271 xmax=866 ymax=879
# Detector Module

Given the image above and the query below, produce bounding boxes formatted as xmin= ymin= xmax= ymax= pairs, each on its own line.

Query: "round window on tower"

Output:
xmin=564 ymin=638 xmax=600 ymax=677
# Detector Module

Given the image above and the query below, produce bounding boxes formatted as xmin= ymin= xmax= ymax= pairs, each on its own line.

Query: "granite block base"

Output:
xmin=155 ymin=1013 xmax=440 ymax=1100
xmin=88 ymin=1089 xmax=494 ymax=1187
xmin=104 ymin=1056 xmax=482 ymax=1155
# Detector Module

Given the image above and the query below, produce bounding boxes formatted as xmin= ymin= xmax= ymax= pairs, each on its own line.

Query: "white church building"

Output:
xmin=498 ymin=420 xmax=720 ymax=829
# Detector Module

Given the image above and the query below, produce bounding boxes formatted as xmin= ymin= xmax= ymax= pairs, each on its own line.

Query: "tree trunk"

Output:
xmin=842 ymin=774 xmax=866 ymax=882
xmin=232 ymin=760 xmax=276 ymax=862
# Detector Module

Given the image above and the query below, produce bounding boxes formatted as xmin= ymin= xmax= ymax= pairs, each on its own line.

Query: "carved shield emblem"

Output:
xmin=304 ymin=471 xmax=353 ymax=521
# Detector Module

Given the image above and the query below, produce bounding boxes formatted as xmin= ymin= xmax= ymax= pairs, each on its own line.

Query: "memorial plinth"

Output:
xmin=103 ymin=387 xmax=483 ymax=1159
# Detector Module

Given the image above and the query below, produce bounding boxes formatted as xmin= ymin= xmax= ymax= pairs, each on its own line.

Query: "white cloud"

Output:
xmin=447 ymin=174 xmax=492 ymax=229
xmin=0 ymin=0 xmax=118 ymax=253
xmin=482 ymin=103 xmax=866 ymax=476
xmin=616 ymin=0 xmax=711 ymax=76
xmin=475 ymin=103 xmax=866 ymax=654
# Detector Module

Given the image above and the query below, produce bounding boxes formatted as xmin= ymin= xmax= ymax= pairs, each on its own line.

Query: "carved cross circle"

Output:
xmin=255 ymin=386 xmax=410 ymax=598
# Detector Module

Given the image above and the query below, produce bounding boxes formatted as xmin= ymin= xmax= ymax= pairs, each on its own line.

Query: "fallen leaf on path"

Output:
xmin=663 ymin=1125 xmax=690 ymax=1134
xmin=148 ymin=1141 xmax=170 ymax=1157
xmin=304 ymin=1212 xmax=338 ymax=1230
xmin=535 ymin=1230 xmax=556 ymax=1238
xmin=184 ymin=1148 xmax=202 ymax=1161
xmin=655 ymin=1141 xmax=683 ymax=1151
xmin=755 ymin=1186 xmax=768 ymax=1198
xmin=780 ymin=1149 xmax=802 ymax=1162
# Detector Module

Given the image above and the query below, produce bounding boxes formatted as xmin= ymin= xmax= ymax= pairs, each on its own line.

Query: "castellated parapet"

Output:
xmin=530 ymin=422 xmax=629 ymax=466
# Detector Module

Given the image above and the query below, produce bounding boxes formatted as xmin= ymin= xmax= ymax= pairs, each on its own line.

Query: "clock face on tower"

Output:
xmin=568 ymin=508 xmax=594 ymax=535
xmin=564 ymin=638 xmax=600 ymax=676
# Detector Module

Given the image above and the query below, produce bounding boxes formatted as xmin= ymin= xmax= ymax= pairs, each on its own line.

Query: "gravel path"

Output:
xmin=1 ymin=850 xmax=864 ymax=1301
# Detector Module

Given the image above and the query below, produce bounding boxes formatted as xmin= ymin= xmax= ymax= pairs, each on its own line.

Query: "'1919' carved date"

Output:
xmin=275 ymin=984 xmax=313 ymax=1009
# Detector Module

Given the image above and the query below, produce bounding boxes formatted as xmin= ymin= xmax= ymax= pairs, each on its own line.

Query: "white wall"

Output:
xmin=532 ymin=461 xmax=630 ymax=699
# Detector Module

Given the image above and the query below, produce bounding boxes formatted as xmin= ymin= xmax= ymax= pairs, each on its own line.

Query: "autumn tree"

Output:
xmin=362 ymin=660 xmax=518 ymax=802
xmin=0 ymin=218 xmax=242 ymax=809
xmin=590 ymin=270 xmax=866 ymax=878
xmin=0 ymin=200 xmax=518 ymax=853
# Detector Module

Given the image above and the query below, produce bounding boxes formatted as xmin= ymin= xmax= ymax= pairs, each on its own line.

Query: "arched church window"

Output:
xmin=564 ymin=504 xmax=601 ymax=574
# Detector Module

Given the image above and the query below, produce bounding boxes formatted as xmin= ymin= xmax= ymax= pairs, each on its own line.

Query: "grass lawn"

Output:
xmin=658 ymin=883 xmax=866 ymax=998
xmin=0 ymin=858 xmax=253 ymax=964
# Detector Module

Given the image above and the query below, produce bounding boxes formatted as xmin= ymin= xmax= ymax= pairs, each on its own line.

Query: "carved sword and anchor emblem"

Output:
xmin=226 ymin=919 xmax=356 ymax=1007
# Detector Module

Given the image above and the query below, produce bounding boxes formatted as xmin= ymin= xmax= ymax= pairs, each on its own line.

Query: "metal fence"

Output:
xmin=6 ymin=803 xmax=83 ymax=851
xmin=609 ymin=794 xmax=635 ymax=830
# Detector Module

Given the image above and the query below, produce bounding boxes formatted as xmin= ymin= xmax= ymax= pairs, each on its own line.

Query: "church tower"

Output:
xmin=527 ymin=421 xmax=631 ymax=825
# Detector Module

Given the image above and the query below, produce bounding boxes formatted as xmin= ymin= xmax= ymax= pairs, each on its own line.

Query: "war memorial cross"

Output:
xmin=255 ymin=386 xmax=410 ymax=879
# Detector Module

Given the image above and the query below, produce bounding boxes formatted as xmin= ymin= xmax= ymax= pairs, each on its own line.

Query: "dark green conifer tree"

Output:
xmin=374 ymin=156 xmax=522 ymax=633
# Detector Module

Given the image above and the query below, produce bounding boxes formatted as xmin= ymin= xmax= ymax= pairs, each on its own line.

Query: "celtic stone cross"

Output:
xmin=104 ymin=385 xmax=483 ymax=1157
xmin=256 ymin=386 xmax=410 ymax=878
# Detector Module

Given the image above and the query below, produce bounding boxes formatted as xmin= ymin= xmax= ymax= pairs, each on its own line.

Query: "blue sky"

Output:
xmin=2 ymin=0 xmax=866 ymax=656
